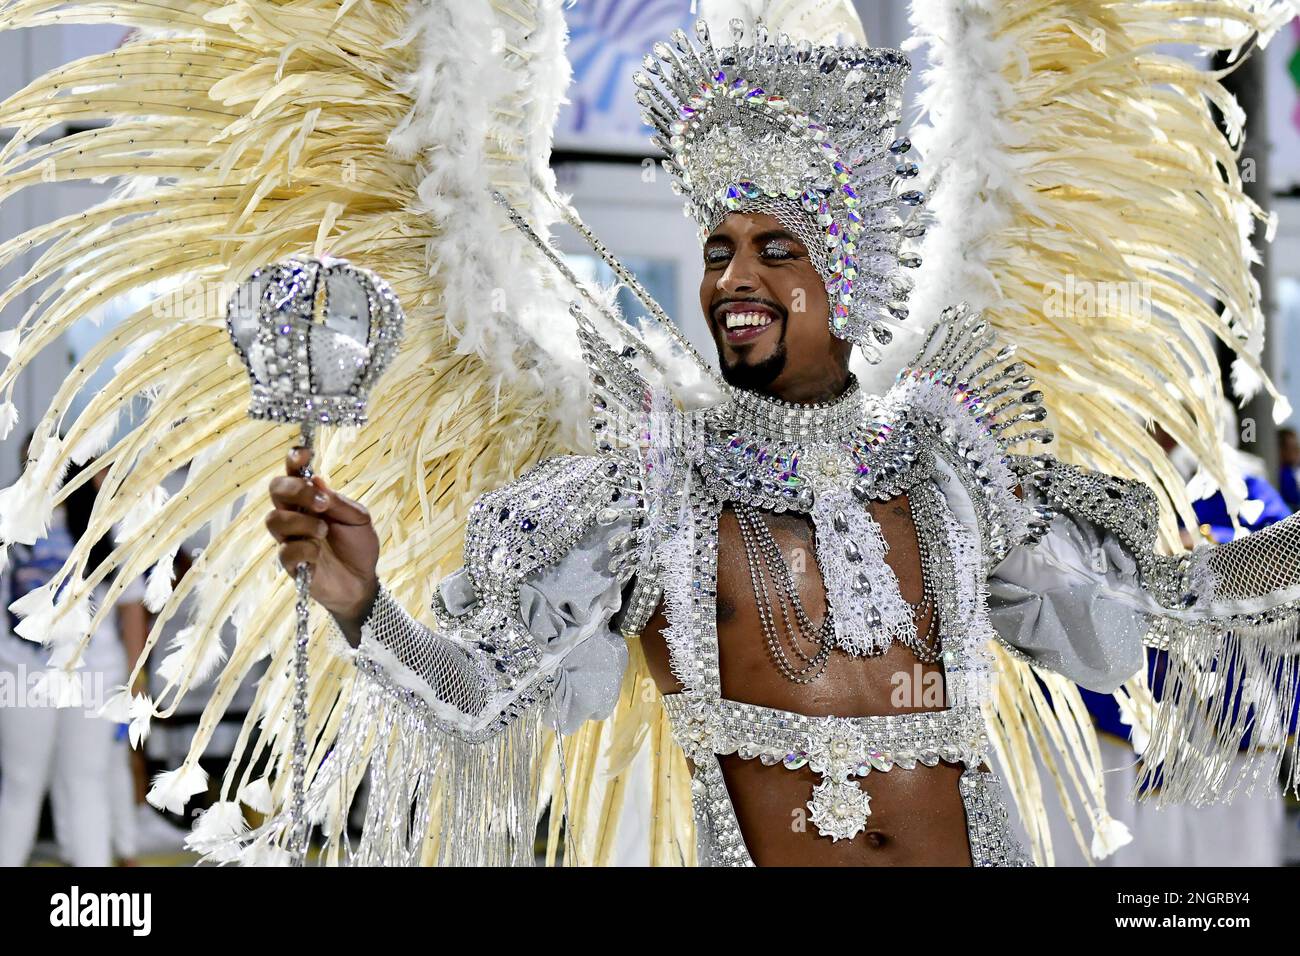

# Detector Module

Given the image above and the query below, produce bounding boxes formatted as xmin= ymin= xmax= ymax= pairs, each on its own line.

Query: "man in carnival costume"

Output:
xmin=3 ymin=0 xmax=1300 ymax=866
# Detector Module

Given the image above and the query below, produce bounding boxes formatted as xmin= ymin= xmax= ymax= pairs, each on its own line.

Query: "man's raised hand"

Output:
xmin=265 ymin=447 xmax=380 ymax=629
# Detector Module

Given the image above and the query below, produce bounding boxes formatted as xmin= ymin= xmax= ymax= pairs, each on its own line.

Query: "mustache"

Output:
xmin=710 ymin=295 xmax=788 ymax=323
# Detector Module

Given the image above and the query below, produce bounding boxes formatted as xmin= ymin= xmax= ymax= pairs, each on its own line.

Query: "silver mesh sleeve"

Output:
xmin=1190 ymin=513 xmax=1300 ymax=615
xmin=356 ymin=584 xmax=490 ymax=719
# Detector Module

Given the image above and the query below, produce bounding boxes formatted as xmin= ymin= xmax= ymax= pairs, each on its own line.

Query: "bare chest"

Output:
xmin=640 ymin=494 xmax=947 ymax=714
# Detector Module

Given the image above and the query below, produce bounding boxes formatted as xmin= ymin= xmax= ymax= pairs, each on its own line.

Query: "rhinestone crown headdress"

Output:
xmin=635 ymin=18 xmax=925 ymax=358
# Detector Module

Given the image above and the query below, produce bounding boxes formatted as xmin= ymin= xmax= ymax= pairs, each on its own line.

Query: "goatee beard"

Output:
xmin=720 ymin=342 xmax=788 ymax=394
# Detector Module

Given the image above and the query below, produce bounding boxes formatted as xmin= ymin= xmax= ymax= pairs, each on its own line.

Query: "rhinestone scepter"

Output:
xmin=225 ymin=255 xmax=405 ymax=864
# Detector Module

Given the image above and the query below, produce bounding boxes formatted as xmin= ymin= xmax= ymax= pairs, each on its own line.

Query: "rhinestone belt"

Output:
xmin=662 ymin=694 xmax=988 ymax=842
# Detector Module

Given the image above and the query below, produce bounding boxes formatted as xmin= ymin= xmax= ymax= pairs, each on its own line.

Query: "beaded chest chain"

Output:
xmin=735 ymin=503 xmax=942 ymax=683
xmin=701 ymin=377 xmax=939 ymax=669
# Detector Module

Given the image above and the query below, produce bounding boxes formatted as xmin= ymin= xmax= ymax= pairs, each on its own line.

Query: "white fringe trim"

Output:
xmin=200 ymin=663 xmax=545 ymax=867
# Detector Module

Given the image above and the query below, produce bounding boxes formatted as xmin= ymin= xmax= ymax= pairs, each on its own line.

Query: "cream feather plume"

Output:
xmin=0 ymin=0 xmax=600 ymax=860
xmin=905 ymin=0 xmax=1296 ymax=540
xmin=907 ymin=0 xmax=1298 ymax=864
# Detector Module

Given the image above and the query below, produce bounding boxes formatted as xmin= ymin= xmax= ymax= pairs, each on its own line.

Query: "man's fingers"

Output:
xmin=278 ymin=539 xmax=321 ymax=574
xmin=269 ymin=475 xmax=330 ymax=513
xmin=286 ymin=446 xmax=313 ymax=475
xmin=309 ymin=477 xmax=371 ymax=526
xmin=265 ymin=510 xmax=329 ymax=543
xmin=269 ymin=462 xmax=370 ymax=526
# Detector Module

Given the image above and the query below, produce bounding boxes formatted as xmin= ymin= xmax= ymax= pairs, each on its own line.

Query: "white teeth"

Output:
xmin=724 ymin=310 xmax=773 ymax=330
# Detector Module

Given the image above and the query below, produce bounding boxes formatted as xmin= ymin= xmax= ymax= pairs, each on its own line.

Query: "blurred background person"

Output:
xmin=0 ymin=434 xmax=145 ymax=865
xmin=1278 ymin=427 xmax=1300 ymax=512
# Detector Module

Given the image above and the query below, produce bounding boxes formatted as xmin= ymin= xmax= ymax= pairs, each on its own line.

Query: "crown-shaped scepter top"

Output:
xmin=226 ymin=255 xmax=405 ymax=427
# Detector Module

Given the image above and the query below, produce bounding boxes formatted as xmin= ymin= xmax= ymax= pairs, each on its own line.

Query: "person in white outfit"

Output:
xmin=0 ymin=459 xmax=145 ymax=866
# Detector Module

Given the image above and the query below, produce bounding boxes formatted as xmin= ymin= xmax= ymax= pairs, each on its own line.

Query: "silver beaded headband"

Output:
xmin=635 ymin=18 xmax=926 ymax=358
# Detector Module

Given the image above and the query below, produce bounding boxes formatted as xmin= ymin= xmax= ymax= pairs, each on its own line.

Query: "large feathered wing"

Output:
xmin=0 ymin=0 xmax=615 ymax=854
xmin=905 ymin=0 xmax=1299 ymax=864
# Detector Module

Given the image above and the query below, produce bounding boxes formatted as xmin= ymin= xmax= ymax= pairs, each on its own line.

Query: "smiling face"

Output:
xmin=699 ymin=212 xmax=852 ymax=404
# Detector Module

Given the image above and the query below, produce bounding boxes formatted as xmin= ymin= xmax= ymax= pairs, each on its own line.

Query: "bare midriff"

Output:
xmin=640 ymin=495 xmax=975 ymax=866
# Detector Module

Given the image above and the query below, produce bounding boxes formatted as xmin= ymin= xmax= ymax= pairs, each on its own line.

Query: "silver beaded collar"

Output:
xmin=697 ymin=376 xmax=931 ymax=513
xmin=719 ymin=375 xmax=864 ymax=444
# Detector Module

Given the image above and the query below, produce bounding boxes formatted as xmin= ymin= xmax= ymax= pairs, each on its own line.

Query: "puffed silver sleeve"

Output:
xmin=347 ymin=454 xmax=643 ymax=739
xmin=987 ymin=454 xmax=1300 ymax=805
xmin=220 ymin=455 xmax=649 ymax=867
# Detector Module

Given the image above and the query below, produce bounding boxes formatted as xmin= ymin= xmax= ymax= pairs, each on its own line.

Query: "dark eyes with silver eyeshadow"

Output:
xmin=704 ymin=242 xmax=799 ymax=265
xmin=761 ymin=242 xmax=796 ymax=259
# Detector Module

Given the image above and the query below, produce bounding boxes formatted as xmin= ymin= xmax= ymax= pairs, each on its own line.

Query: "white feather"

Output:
xmin=237 ymin=777 xmax=274 ymax=814
xmin=11 ymin=586 xmax=93 ymax=660
xmin=8 ymin=580 xmax=55 ymax=622
xmin=1275 ymin=395 xmax=1293 ymax=425
xmin=1230 ymin=355 xmax=1263 ymax=403
xmin=0 ymin=435 xmax=66 ymax=545
xmin=146 ymin=763 xmax=208 ymax=815
xmin=0 ymin=327 xmax=19 ymax=358
xmin=128 ymin=693 xmax=154 ymax=748
xmin=12 ymin=609 xmax=55 ymax=645
xmin=1185 ymin=466 xmax=1220 ymax=503
xmin=185 ymin=800 xmax=247 ymax=862
xmin=41 ymin=599 xmax=95 ymax=667
xmin=1090 ymin=816 xmax=1133 ymax=860
xmin=68 ymin=410 xmax=120 ymax=466
xmin=393 ymin=0 xmax=586 ymax=429
xmin=1115 ymin=691 xmax=1151 ymax=755
xmin=32 ymin=669 xmax=84 ymax=708
xmin=1239 ymin=497 xmax=1266 ymax=526
xmin=238 ymin=838 xmax=292 ymax=868
xmin=904 ymin=0 xmax=1021 ymax=344
xmin=157 ymin=625 xmax=228 ymax=687
xmin=116 ymin=484 xmax=170 ymax=544
xmin=0 ymin=401 xmax=16 ymax=441
xmin=229 ymin=583 xmax=262 ymax=641
xmin=144 ymin=543 xmax=180 ymax=612
xmin=98 ymin=686 xmax=132 ymax=723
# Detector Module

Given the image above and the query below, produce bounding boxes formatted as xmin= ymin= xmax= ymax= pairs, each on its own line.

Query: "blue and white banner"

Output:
xmin=556 ymin=0 xmax=696 ymax=154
